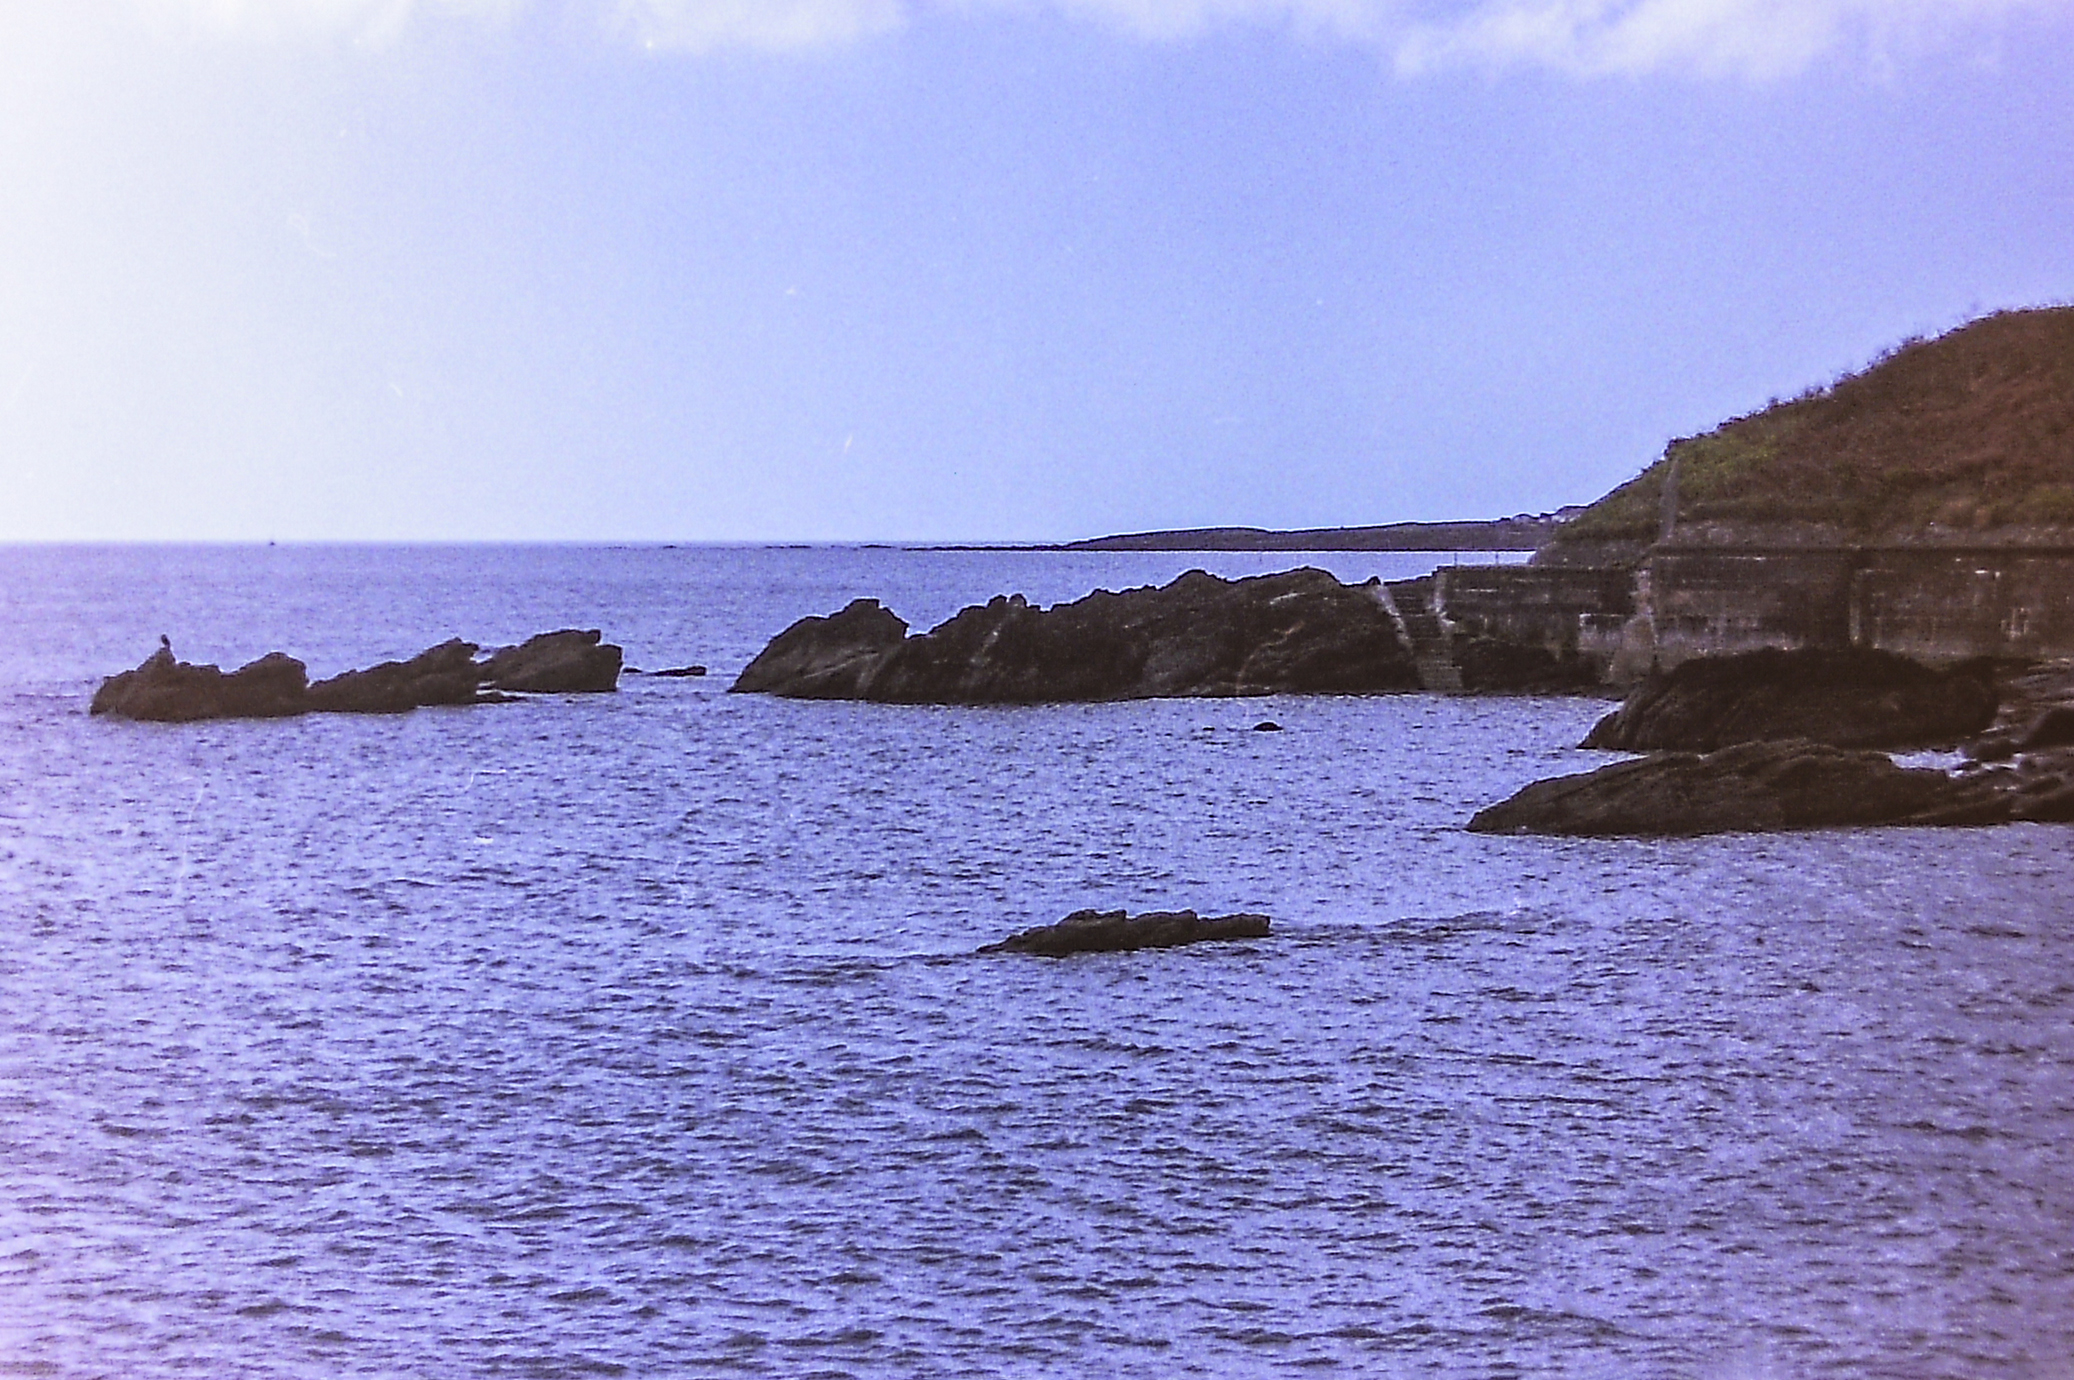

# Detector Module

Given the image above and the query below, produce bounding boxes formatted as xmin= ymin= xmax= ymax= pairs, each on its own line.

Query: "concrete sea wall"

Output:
xmin=1424 ymin=543 xmax=2074 ymax=685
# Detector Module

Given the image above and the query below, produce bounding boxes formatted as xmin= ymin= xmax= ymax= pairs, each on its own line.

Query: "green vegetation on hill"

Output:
xmin=1554 ymin=306 xmax=2074 ymax=546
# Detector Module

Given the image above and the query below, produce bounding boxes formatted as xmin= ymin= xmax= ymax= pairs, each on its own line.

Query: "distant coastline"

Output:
xmin=924 ymin=513 xmax=1577 ymax=553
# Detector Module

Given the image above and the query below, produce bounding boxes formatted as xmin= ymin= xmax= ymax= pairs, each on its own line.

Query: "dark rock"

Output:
xmin=1254 ymin=721 xmax=1282 ymax=732
xmin=732 ymin=569 xmax=1420 ymax=703
xmin=1467 ymin=739 xmax=2012 ymax=836
xmin=480 ymin=629 xmax=623 ymax=694
xmin=2012 ymin=777 xmax=2074 ymax=822
xmin=1581 ymin=647 xmax=1997 ymax=752
xmin=93 ymin=629 xmax=624 ymax=722
xmin=2017 ymin=706 xmax=2074 ymax=752
xmin=90 ymin=646 xmax=310 ymax=722
xmin=1966 ymin=732 xmax=2018 ymax=763
xmin=651 ymin=664 xmax=708 ymax=678
xmin=980 ymin=908 xmax=1272 ymax=957
xmin=732 ymin=598 xmax=911 ymax=698
xmin=1454 ymin=637 xmax=1605 ymax=694
xmin=306 ymin=638 xmax=493 ymax=714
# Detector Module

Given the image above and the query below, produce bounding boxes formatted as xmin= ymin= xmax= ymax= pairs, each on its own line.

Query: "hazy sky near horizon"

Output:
xmin=3 ymin=1 xmax=2071 ymax=541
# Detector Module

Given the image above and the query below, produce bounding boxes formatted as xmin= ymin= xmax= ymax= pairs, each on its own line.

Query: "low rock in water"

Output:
xmin=480 ymin=629 xmax=623 ymax=694
xmin=981 ymin=908 xmax=1272 ymax=956
xmin=91 ymin=630 xmax=623 ymax=722
xmin=1468 ymin=738 xmax=2012 ymax=837
xmin=1581 ymin=647 xmax=1997 ymax=753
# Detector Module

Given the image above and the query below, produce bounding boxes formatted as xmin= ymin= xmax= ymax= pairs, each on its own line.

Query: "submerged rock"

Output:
xmin=734 ymin=569 xmax=1420 ymax=703
xmin=92 ymin=631 xmax=624 ymax=722
xmin=1581 ymin=647 xmax=1997 ymax=752
xmin=981 ymin=908 xmax=1272 ymax=956
xmin=1467 ymin=739 xmax=2011 ymax=837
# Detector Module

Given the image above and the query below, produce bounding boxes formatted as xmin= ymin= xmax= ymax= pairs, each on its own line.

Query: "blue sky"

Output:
xmin=2 ymin=1 xmax=2070 ymax=541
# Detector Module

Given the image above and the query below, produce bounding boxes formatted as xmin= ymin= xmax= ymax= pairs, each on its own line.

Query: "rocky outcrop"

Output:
xmin=1580 ymin=647 xmax=1997 ymax=752
xmin=731 ymin=598 xmax=911 ymax=698
xmin=1467 ymin=739 xmax=2013 ymax=836
xmin=1960 ymin=659 xmax=2074 ymax=761
xmin=479 ymin=629 xmax=623 ymax=694
xmin=733 ymin=569 xmax=1422 ymax=703
xmin=303 ymin=638 xmax=496 ymax=714
xmin=2020 ymin=707 xmax=2074 ymax=751
xmin=980 ymin=908 xmax=1272 ymax=956
xmin=1993 ymin=751 xmax=2074 ymax=821
xmin=90 ymin=645 xmax=312 ymax=722
xmin=92 ymin=631 xmax=623 ymax=722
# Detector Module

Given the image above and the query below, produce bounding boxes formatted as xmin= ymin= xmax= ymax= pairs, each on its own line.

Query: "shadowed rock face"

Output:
xmin=732 ymin=568 xmax=1420 ymax=703
xmin=1467 ymin=739 xmax=2011 ymax=837
xmin=980 ymin=909 xmax=1272 ymax=956
xmin=303 ymin=638 xmax=491 ymax=715
xmin=729 ymin=598 xmax=911 ymax=698
xmin=91 ymin=630 xmax=623 ymax=722
xmin=89 ymin=647 xmax=312 ymax=722
xmin=1581 ymin=647 xmax=1998 ymax=752
xmin=2020 ymin=707 xmax=2074 ymax=752
xmin=480 ymin=629 xmax=623 ymax=694
xmin=1454 ymin=637 xmax=1604 ymax=695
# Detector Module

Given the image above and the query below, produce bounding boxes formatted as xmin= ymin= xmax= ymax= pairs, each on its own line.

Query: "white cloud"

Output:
xmin=97 ymin=0 xmax=2074 ymax=71
xmin=1391 ymin=0 xmax=2064 ymax=78
xmin=140 ymin=0 xmax=519 ymax=44
xmin=615 ymin=0 xmax=904 ymax=51
xmin=1033 ymin=0 xmax=1391 ymax=42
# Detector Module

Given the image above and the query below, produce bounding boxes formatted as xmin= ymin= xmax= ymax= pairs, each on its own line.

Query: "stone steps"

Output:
xmin=1381 ymin=576 xmax=1464 ymax=693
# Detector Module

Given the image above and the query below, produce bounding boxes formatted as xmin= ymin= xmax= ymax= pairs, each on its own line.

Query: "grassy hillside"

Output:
xmin=1553 ymin=306 xmax=2074 ymax=546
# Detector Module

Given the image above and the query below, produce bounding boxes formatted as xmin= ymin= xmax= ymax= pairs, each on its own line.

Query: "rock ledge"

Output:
xmin=91 ymin=630 xmax=623 ymax=722
xmin=1581 ymin=647 xmax=1997 ymax=752
xmin=1468 ymin=738 xmax=2015 ymax=837
xmin=980 ymin=909 xmax=1271 ymax=956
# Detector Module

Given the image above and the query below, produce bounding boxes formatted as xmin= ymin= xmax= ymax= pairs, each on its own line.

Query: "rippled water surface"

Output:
xmin=2 ymin=545 xmax=2071 ymax=1378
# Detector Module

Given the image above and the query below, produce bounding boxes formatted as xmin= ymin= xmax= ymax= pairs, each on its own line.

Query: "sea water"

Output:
xmin=1 ymin=544 xmax=2070 ymax=1379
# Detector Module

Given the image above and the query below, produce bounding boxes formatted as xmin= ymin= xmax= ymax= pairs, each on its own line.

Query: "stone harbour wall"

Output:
xmin=1645 ymin=547 xmax=1858 ymax=658
xmin=1432 ymin=565 xmax=1636 ymax=659
xmin=1425 ymin=543 xmax=2074 ymax=686
xmin=1849 ymin=548 xmax=2074 ymax=664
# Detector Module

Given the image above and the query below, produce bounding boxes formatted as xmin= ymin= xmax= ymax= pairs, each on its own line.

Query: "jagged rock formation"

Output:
xmin=731 ymin=598 xmax=912 ymax=698
xmin=1964 ymin=659 xmax=2074 ymax=760
xmin=479 ymin=629 xmax=623 ymax=694
xmin=90 ymin=647 xmax=314 ymax=722
xmin=302 ymin=638 xmax=495 ymax=715
xmin=733 ymin=569 xmax=1423 ymax=703
xmin=91 ymin=630 xmax=622 ymax=722
xmin=1467 ymin=740 xmax=2015 ymax=836
xmin=1581 ymin=647 xmax=1998 ymax=752
xmin=980 ymin=908 xmax=1271 ymax=956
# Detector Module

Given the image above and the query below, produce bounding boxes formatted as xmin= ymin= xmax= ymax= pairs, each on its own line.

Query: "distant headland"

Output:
xmin=1035 ymin=514 xmax=1578 ymax=553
